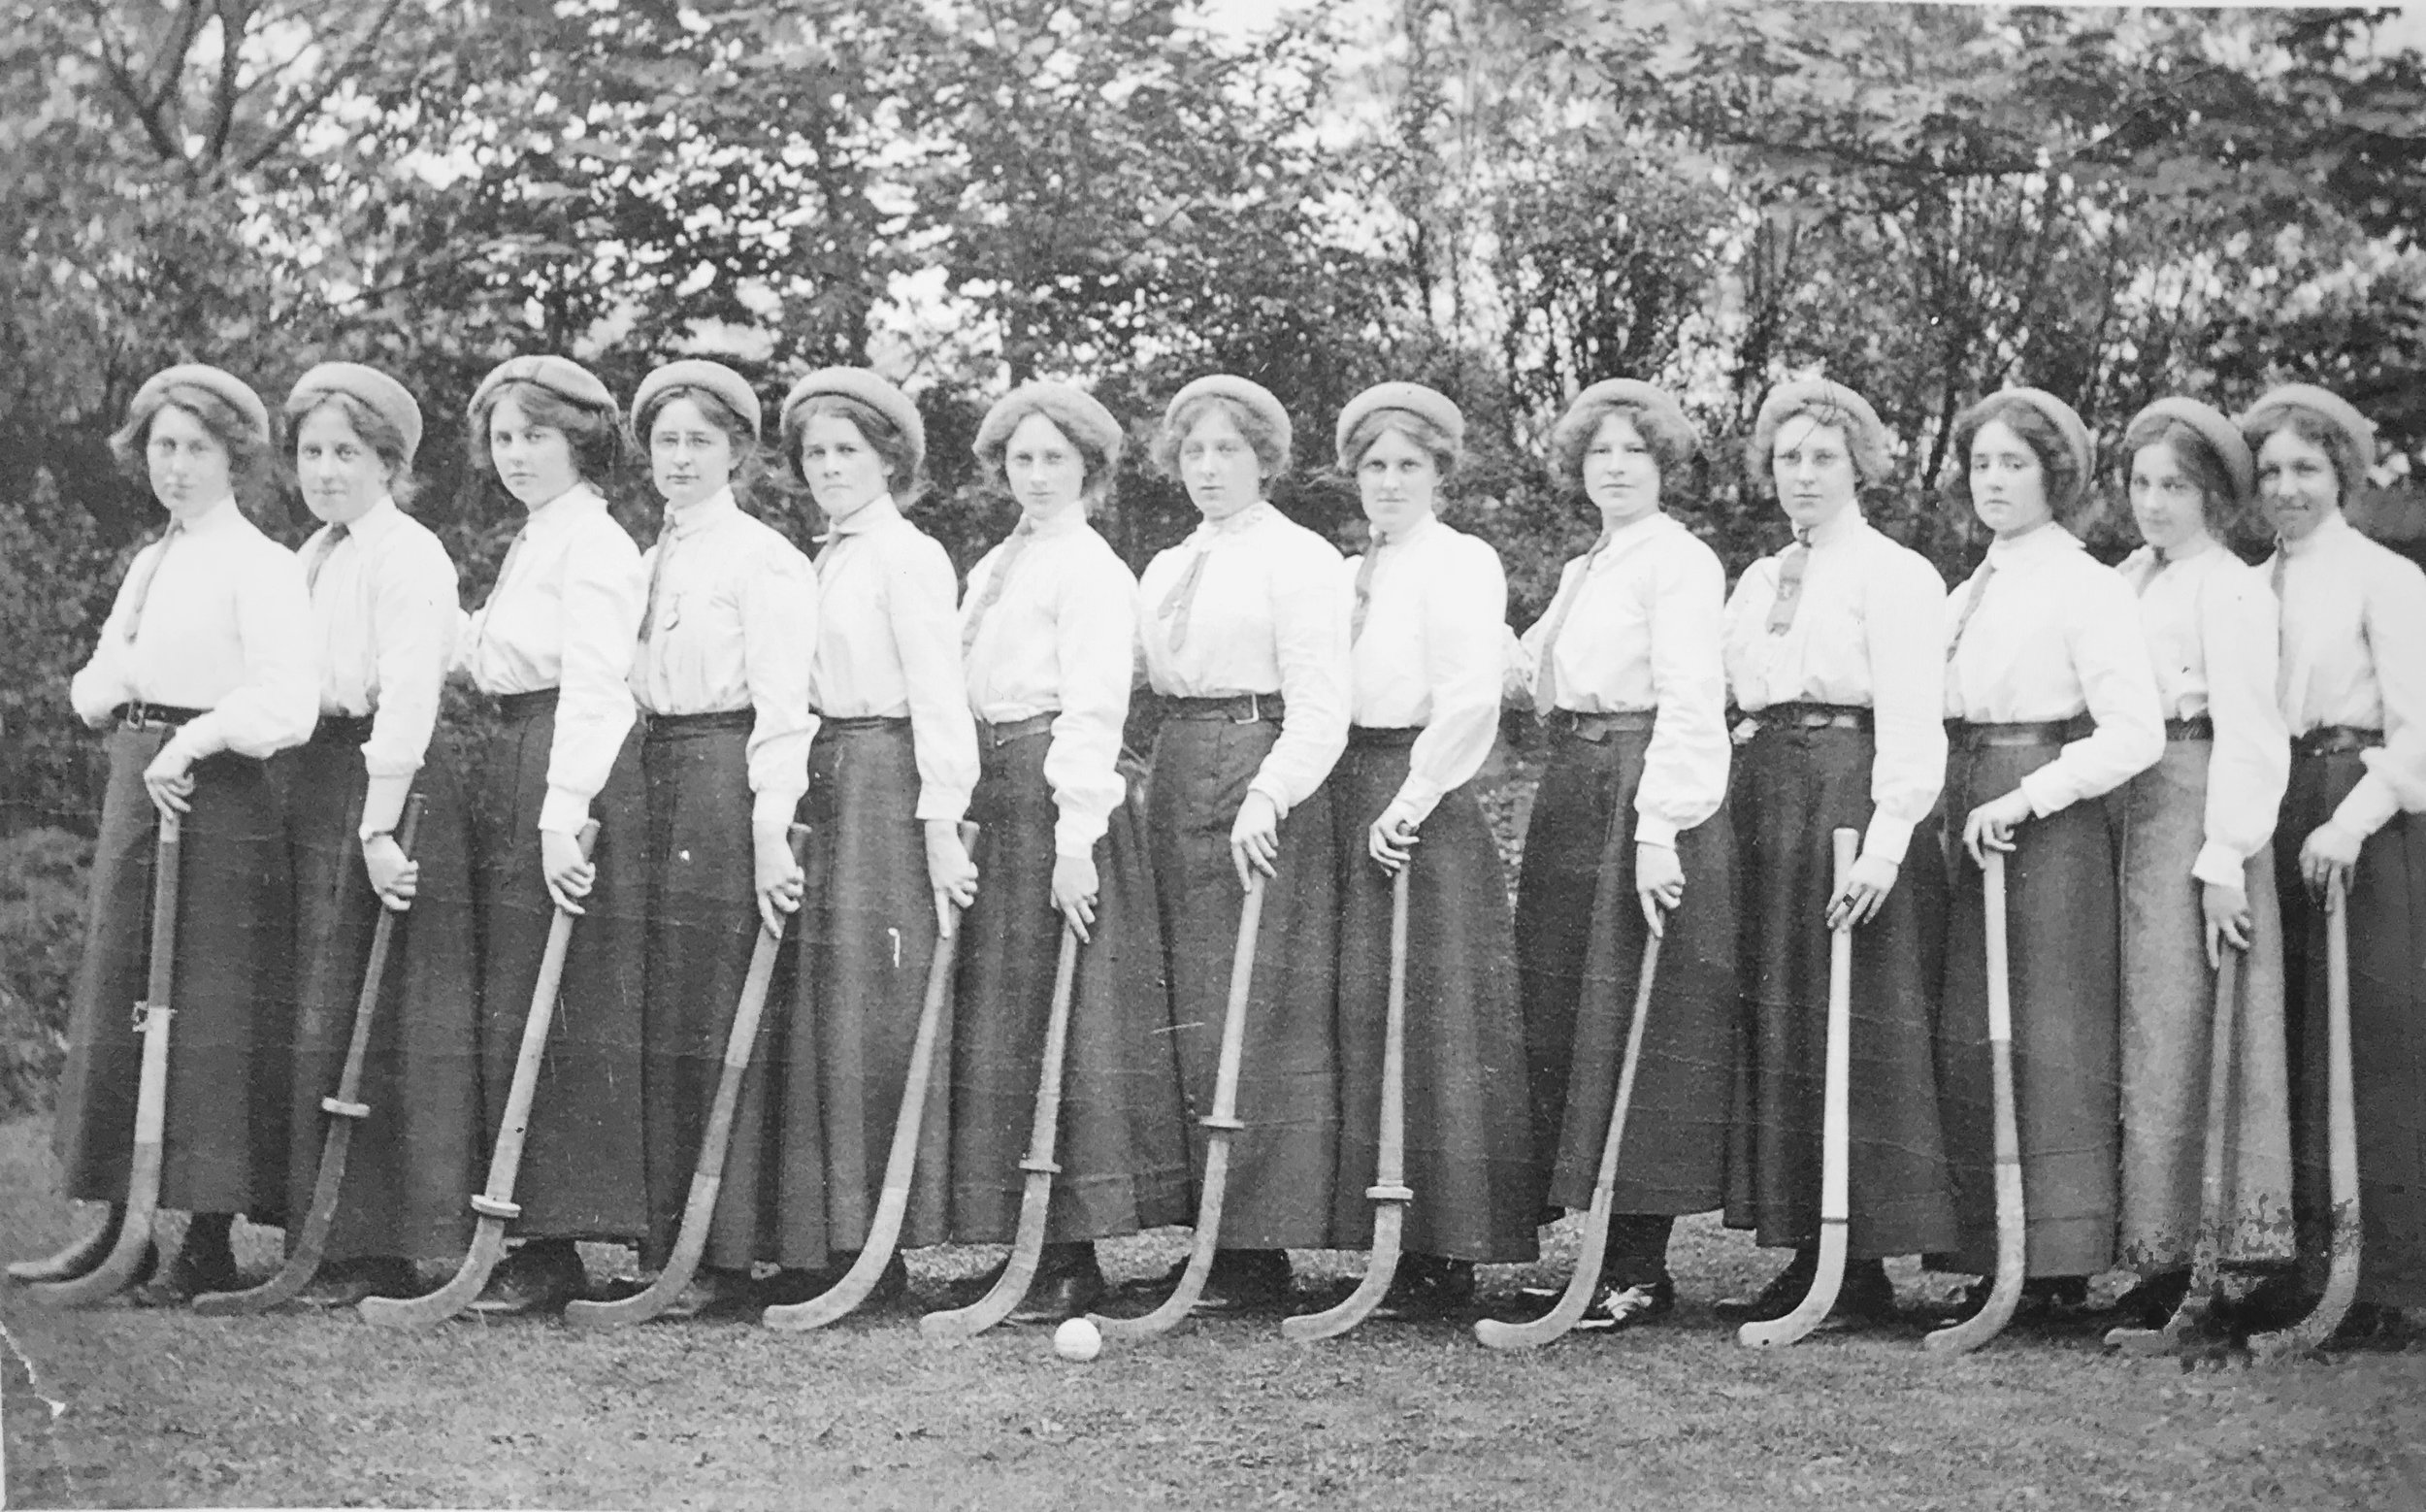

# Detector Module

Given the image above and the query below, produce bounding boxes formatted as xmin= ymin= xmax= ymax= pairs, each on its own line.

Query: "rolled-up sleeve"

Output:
xmin=538 ymin=524 xmax=643 ymax=835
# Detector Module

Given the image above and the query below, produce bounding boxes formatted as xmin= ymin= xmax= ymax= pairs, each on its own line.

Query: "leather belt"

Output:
xmin=1948 ymin=716 xmax=2091 ymax=749
xmin=2163 ymin=716 xmax=2214 ymax=742
xmin=1347 ymin=725 xmax=1422 ymax=750
xmin=307 ymin=712 xmax=377 ymax=746
xmin=1736 ymin=702 xmax=1874 ymax=736
xmin=2293 ymin=725 xmax=2384 ymax=758
xmin=644 ymin=708 xmax=755 ymax=739
xmin=814 ymin=713 xmax=910 ymax=734
xmin=976 ymin=711 xmax=1058 ymax=747
xmin=115 ymin=702 xmax=206 ymax=730
xmin=1546 ymin=707 xmax=1656 ymax=742
xmin=1164 ymin=692 xmax=1286 ymax=724
xmin=492 ymin=688 xmax=559 ymax=720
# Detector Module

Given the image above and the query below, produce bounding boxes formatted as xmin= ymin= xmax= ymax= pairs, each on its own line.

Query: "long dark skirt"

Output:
xmin=640 ymin=722 xmax=787 ymax=1270
xmin=2278 ymin=749 xmax=2426 ymax=1310
xmin=947 ymin=733 xmax=1191 ymax=1242
xmin=772 ymin=720 xmax=952 ymax=1268
xmin=1722 ymin=723 xmax=1956 ymax=1259
xmin=275 ymin=733 xmax=480 ymax=1264
xmin=2115 ymin=739 xmax=2293 ymax=1273
xmin=1516 ymin=723 xmax=1737 ymax=1216
xmin=464 ymin=698 xmax=648 ymax=1243
xmin=1148 ymin=716 xmax=1340 ymax=1248
xmin=1330 ymin=733 xmax=1537 ymax=1263
xmin=55 ymin=726 xmax=294 ymax=1217
xmin=1934 ymin=739 xmax=2120 ymax=1279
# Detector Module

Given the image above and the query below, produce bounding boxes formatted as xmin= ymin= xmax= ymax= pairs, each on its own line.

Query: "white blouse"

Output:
xmin=71 ymin=495 xmax=317 ymax=762
xmin=1944 ymin=523 xmax=2165 ymax=815
xmin=633 ymin=488 xmax=819 ymax=828
xmin=1514 ymin=511 xmax=1729 ymax=845
xmin=1136 ymin=500 xmax=1351 ymax=816
xmin=2117 ymin=540 xmax=2289 ymax=885
xmin=2269 ymin=509 xmax=2426 ymax=837
xmin=1344 ymin=514 xmax=1505 ymax=823
xmin=962 ymin=509 xmax=1134 ymax=857
xmin=810 ymin=495 xmax=978 ymax=827
xmin=457 ymin=482 xmax=644 ymax=835
xmin=1722 ymin=509 xmax=1948 ymax=866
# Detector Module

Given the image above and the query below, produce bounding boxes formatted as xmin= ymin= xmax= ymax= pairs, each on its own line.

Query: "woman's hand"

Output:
xmin=1826 ymin=851 xmax=1900 ymax=931
xmin=1230 ymin=791 xmax=1281 ymax=889
xmin=2200 ymin=879 xmax=2251 ymax=967
xmin=2300 ymin=821 xmax=2363 ymax=907
xmin=143 ymin=740 xmax=197 ymax=818
xmin=541 ymin=828 xmax=596 ymax=913
xmin=1961 ymin=789 xmax=2034 ymax=868
xmin=1367 ymin=801 xmax=1421 ymax=873
xmin=925 ymin=819 xmax=979 ymax=931
xmin=1635 ymin=840 xmax=1684 ymax=937
xmin=361 ymin=834 xmax=419 ymax=912
xmin=1051 ymin=851 xmax=1099 ymax=941
xmin=754 ymin=825 xmax=805 ymax=937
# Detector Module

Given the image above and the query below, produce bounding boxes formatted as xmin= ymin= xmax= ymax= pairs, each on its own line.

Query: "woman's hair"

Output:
xmin=1943 ymin=393 xmax=2091 ymax=526
xmin=1547 ymin=397 xmax=1697 ymax=492
xmin=2241 ymin=404 xmax=2367 ymax=512
xmin=975 ymin=397 xmax=1119 ymax=506
xmin=1340 ymin=408 xmax=1460 ymax=479
xmin=1151 ymin=393 xmax=1290 ymax=482
xmin=109 ymin=383 xmax=274 ymax=495
xmin=1749 ymin=398 xmax=1889 ymax=486
xmin=285 ymin=389 xmax=418 ymax=506
xmin=638 ymin=383 xmax=765 ymax=498
xmin=2120 ymin=412 xmax=2251 ymax=542
xmin=782 ymin=393 xmax=923 ymax=503
xmin=469 ymin=378 xmax=623 ymax=485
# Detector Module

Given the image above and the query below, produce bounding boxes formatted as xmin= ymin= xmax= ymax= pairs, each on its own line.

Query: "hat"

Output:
xmin=632 ymin=359 xmax=762 ymax=442
xmin=1983 ymin=386 xmax=2093 ymax=484
xmin=470 ymin=354 xmax=616 ymax=418
xmin=1334 ymin=382 xmax=1464 ymax=469
xmin=131 ymin=364 xmax=270 ymax=446
xmin=2238 ymin=383 xmax=2377 ymax=473
xmin=974 ymin=382 xmax=1124 ymax=471
xmin=779 ymin=367 xmax=925 ymax=477
xmin=286 ymin=362 xmax=424 ymax=466
xmin=1162 ymin=375 xmax=1293 ymax=462
xmin=2126 ymin=397 xmax=2254 ymax=505
xmin=1752 ymin=378 xmax=1891 ymax=479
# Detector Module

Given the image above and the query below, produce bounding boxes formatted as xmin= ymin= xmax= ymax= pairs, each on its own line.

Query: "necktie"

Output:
xmin=1764 ymin=529 xmax=1812 ymax=634
xmin=962 ymin=519 xmax=1037 ymax=653
xmin=1158 ymin=543 xmax=1212 ymax=653
xmin=1350 ymin=527 xmax=1389 ymax=643
xmin=1945 ymin=559 xmax=1996 ymax=663
xmin=120 ymin=523 xmax=184 ymax=643
xmin=1532 ymin=532 xmax=1612 ymax=716
xmin=2271 ymin=548 xmax=2293 ymax=710
xmin=815 ymin=532 xmax=853 ymax=584
xmin=306 ymin=522 xmax=349 ymax=597
xmin=639 ymin=528 xmax=676 ymax=641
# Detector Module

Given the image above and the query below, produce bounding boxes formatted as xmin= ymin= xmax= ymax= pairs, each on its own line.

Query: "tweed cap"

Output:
xmin=1162 ymin=374 xmax=1293 ymax=460
xmin=1552 ymin=377 xmax=1701 ymax=462
xmin=132 ymin=364 xmax=270 ymax=445
xmin=286 ymin=362 xmax=424 ymax=466
xmin=1335 ymin=382 xmax=1464 ymax=469
xmin=2238 ymin=383 xmax=2377 ymax=472
xmin=974 ymin=382 xmax=1124 ymax=472
xmin=471 ymin=354 xmax=616 ymax=418
xmin=1754 ymin=378 xmax=1890 ymax=476
xmin=780 ymin=367 xmax=925 ymax=476
xmin=1982 ymin=386 xmax=2093 ymax=483
xmin=632 ymin=359 xmax=762 ymax=442
xmin=2127 ymin=397 xmax=2254 ymax=505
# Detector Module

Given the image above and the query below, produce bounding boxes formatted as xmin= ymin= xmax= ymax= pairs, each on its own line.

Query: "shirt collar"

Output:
xmin=1802 ymin=507 xmax=1866 ymax=550
xmin=2280 ymin=508 xmax=2350 ymax=560
xmin=1189 ymin=499 xmax=1276 ymax=546
xmin=179 ymin=495 xmax=245 ymax=538
xmin=1983 ymin=519 xmax=2077 ymax=568
xmin=829 ymin=493 xmax=901 ymax=539
xmin=340 ymin=495 xmax=404 ymax=548
xmin=522 ymin=481 xmax=606 ymax=541
xmin=1020 ymin=504 xmax=1089 ymax=540
xmin=1371 ymin=512 xmax=1441 ymax=552
xmin=662 ymin=486 xmax=738 ymax=541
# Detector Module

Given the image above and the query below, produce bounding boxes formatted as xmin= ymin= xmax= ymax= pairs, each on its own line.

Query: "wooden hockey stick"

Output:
xmin=2254 ymin=875 xmax=2360 ymax=1358
xmin=1926 ymin=849 xmax=2026 ymax=1355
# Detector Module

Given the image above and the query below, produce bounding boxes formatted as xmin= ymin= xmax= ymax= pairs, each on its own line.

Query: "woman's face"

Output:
xmin=1003 ymin=412 xmax=1089 ymax=525
xmin=1581 ymin=411 xmax=1662 ymax=529
xmin=1356 ymin=425 xmax=1438 ymax=540
xmin=649 ymin=396 xmax=735 ymax=511
xmin=2255 ymin=428 xmax=2342 ymax=544
xmin=1177 ymin=405 xmax=1264 ymax=523
xmin=1770 ymin=413 xmax=1859 ymax=534
xmin=146 ymin=404 xmax=235 ymax=521
xmin=2128 ymin=440 xmax=2212 ymax=557
xmin=796 ymin=411 xmax=892 ymax=523
xmin=487 ymin=395 xmax=582 ymax=510
xmin=1967 ymin=417 xmax=2054 ymax=540
xmin=294 ymin=403 xmax=393 ymax=528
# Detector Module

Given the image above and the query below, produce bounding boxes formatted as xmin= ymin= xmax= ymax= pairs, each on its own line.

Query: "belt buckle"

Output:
xmin=1230 ymin=693 xmax=1264 ymax=726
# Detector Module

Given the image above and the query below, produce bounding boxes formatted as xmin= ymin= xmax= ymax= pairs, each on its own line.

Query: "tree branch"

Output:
xmin=77 ymin=0 xmax=183 ymax=161
xmin=234 ymin=0 xmax=413 ymax=176
xmin=202 ymin=0 xmax=255 ymax=173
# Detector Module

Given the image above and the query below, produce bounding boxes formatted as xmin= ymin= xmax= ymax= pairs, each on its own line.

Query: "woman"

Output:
xmin=277 ymin=362 xmax=482 ymax=1305
xmin=948 ymin=381 xmax=1190 ymax=1322
xmin=455 ymin=354 xmax=650 ymax=1315
xmin=25 ymin=365 xmax=317 ymax=1302
xmin=2111 ymin=397 xmax=2293 ymax=1324
xmin=773 ymin=368 xmax=978 ymax=1298
xmin=627 ymin=360 xmax=816 ymax=1317
xmin=1513 ymin=378 xmax=1736 ymax=1328
xmin=2242 ymin=382 xmax=2426 ymax=1339
xmin=1717 ymin=378 xmax=1955 ymax=1327
xmin=1937 ymin=386 xmax=2164 ymax=1317
xmin=1134 ymin=375 xmax=1350 ymax=1310
xmin=1331 ymin=382 xmax=1536 ymax=1318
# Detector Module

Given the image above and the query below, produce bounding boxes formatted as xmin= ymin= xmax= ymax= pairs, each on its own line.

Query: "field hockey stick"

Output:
xmin=568 ymin=825 xmax=809 ymax=1329
xmin=1088 ymin=872 xmax=1266 ymax=1343
xmin=1926 ymin=848 xmax=2025 ymax=1355
xmin=765 ymin=820 xmax=978 ymax=1331
xmin=2254 ymin=875 xmax=2360 ymax=1358
xmin=1741 ymin=827 xmax=1860 ymax=1349
xmin=920 ymin=921 xmax=1084 ymax=1339
xmin=359 ymin=819 xmax=598 ymax=1328
xmin=25 ymin=814 xmax=182 ymax=1308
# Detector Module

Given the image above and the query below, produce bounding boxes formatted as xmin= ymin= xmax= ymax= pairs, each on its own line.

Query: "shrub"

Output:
xmin=0 ymin=826 xmax=93 ymax=1114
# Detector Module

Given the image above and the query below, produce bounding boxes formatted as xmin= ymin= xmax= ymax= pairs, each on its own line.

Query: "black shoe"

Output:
xmin=1573 ymin=1275 xmax=1676 ymax=1331
xmin=1952 ymin=1273 xmax=2088 ymax=1325
xmin=129 ymin=1216 xmax=240 ymax=1308
xmin=659 ymin=1266 xmax=761 ymax=1322
xmin=1715 ymin=1250 xmax=1818 ymax=1323
xmin=2219 ymin=1269 xmax=2311 ymax=1333
xmin=815 ymin=1251 xmax=911 ymax=1309
xmin=757 ymin=1265 xmax=842 ymax=1308
xmin=942 ymin=1254 xmax=1013 ymax=1309
xmin=1372 ymin=1254 xmax=1476 ymax=1322
xmin=1008 ymin=1248 xmax=1107 ymax=1326
xmin=2109 ymin=1269 xmax=2192 ymax=1331
xmin=299 ymin=1256 xmax=418 ymax=1308
xmin=468 ymin=1240 xmax=584 ymax=1316
xmin=7 ymin=1206 xmax=124 ymax=1285
xmin=2326 ymin=1302 xmax=2408 ymax=1350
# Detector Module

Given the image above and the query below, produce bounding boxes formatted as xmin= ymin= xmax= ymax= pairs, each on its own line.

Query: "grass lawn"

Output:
xmin=5 ymin=1118 xmax=2423 ymax=1510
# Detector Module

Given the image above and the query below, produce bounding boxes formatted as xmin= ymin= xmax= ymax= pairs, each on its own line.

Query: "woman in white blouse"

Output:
xmin=1716 ymin=378 xmax=1955 ymax=1329
xmin=1936 ymin=387 xmax=2163 ymax=1319
xmin=454 ymin=354 xmax=650 ymax=1315
xmin=24 ymin=365 xmax=316 ymax=1303
xmin=772 ymin=368 xmax=978 ymax=1300
xmin=1513 ymin=378 xmax=1737 ymax=1330
xmin=273 ymin=363 xmax=481 ymax=1306
xmin=1134 ymin=375 xmax=1351 ymax=1312
xmin=946 ymin=383 xmax=1188 ymax=1323
xmin=2241 ymin=382 xmax=2426 ymax=1338
xmin=2111 ymin=397 xmax=2293 ymax=1328
xmin=1329 ymin=382 xmax=1535 ymax=1319
xmin=626 ymin=361 xmax=817 ymax=1318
